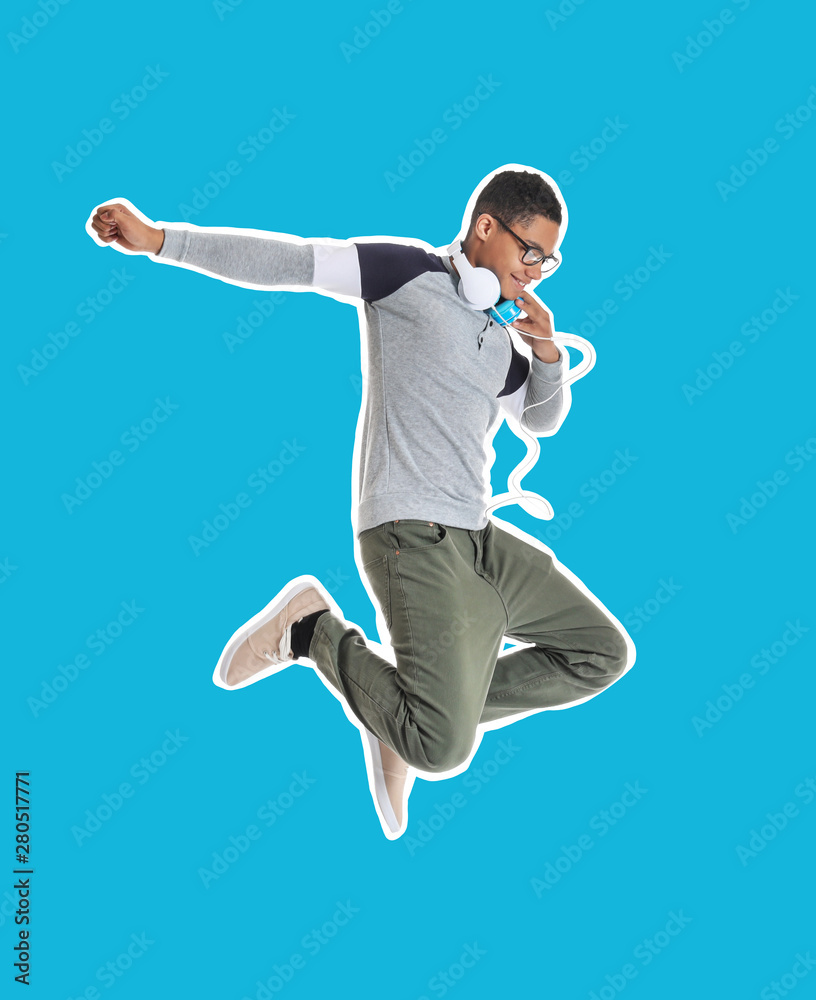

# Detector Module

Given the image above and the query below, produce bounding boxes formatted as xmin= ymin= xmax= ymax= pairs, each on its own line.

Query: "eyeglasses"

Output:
xmin=492 ymin=215 xmax=560 ymax=273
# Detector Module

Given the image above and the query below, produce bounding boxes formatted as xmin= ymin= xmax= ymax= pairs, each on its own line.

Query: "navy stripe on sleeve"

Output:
xmin=497 ymin=333 xmax=530 ymax=397
xmin=356 ymin=243 xmax=448 ymax=302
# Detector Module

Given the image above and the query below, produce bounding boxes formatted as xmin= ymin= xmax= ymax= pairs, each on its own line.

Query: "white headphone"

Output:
xmin=446 ymin=238 xmax=597 ymax=522
xmin=447 ymin=238 xmax=501 ymax=309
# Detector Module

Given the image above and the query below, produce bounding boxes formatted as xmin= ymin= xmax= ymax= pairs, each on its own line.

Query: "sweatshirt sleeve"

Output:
xmin=153 ymin=226 xmax=364 ymax=297
xmin=498 ymin=347 xmax=570 ymax=435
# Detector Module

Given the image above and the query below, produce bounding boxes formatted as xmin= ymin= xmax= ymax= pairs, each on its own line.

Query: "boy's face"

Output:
xmin=470 ymin=213 xmax=560 ymax=301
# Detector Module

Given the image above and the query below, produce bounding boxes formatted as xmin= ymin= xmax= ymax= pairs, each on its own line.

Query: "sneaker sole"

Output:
xmin=362 ymin=727 xmax=412 ymax=838
xmin=212 ymin=574 xmax=338 ymax=692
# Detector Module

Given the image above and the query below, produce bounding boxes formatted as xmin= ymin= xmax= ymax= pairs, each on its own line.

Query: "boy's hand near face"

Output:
xmin=510 ymin=290 xmax=561 ymax=363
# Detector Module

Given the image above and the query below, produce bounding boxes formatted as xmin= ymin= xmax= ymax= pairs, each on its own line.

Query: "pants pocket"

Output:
xmin=386 ymin=519 xmax=448 ymax=553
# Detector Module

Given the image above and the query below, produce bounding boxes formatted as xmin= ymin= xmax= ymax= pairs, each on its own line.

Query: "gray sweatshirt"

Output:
xmin=153 ymin=226 xmax=567 ymax=534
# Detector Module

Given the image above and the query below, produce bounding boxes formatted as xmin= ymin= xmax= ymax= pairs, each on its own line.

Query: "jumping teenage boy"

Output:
xmin=87 ymin=166 xmax=635 ymax=840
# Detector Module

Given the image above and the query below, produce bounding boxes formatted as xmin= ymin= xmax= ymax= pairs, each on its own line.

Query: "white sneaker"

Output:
xmin=362 ymin=727 xmax=415 ymax=839
xmin=213 ymin=575 xmax=334 ymax=691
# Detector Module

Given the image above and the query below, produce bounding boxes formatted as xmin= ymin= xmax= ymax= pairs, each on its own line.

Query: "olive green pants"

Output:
xmin=309 ymin=518 xmax=633 ymax=774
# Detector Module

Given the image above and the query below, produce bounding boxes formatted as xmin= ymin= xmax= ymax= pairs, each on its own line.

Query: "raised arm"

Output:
xmin=87 ymin=201 xmax=364 ymax=298
xmin=153 ymin=225 xmax=317 ymax=289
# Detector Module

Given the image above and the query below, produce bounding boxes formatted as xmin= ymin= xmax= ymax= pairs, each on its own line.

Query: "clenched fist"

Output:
xmin=88 ymin=201 xmax=165 ymax=254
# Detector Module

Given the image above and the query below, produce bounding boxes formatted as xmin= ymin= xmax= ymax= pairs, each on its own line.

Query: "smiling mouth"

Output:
xmin=512 ymin=276 xmax=527 ymax=290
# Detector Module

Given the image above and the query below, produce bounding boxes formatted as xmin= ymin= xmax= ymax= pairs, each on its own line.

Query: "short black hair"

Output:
xmin=466 ymin=169 xmax=563 ymax=237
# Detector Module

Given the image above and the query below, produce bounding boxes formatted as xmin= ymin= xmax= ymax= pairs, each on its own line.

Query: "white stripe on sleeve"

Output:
xmin=312 ymin=243 xmax=362 ymax=298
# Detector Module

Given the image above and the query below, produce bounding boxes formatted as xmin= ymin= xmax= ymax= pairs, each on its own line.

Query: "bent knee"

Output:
xmin=596 ymin=625 xmax=632 ymax=680
xmin=408 ymin=733 xmax=472 ymax=775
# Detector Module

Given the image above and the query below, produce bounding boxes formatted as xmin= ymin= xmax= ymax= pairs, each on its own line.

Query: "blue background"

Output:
xmin=4 ymin=0 xmax=815 ymax=997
